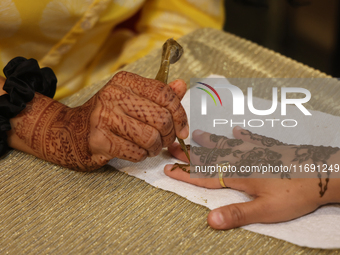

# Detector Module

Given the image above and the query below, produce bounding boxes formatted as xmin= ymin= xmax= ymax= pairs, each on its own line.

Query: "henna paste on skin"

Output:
xmin=241 ymin=130 xmax=287 ymax=147
xmin=192 ymin=146 xmax=242 ymax=165
xmin=240 ymin=130 xmax=339 ymax=196
xmin=15 ymin=93 xmax=101 ymax=171
xmin=171 ymin=134 xmax=244 ymax=173
xmin=233 ymin=147 xmax=285 ymax=178
xmin=210 ymin=134 xmax=244 ymax=148
xmin=171 ymin=163 xmax=190 ymax=173
xmin=171 ymin=144 xmax=192 ymax=172
xmin=191 ymin=144 xmax=285 ymax=178
xmin=196 ymin=131 xmax=339 ymax=196
xmin=293 ymin=145 xmax=340 ymax=197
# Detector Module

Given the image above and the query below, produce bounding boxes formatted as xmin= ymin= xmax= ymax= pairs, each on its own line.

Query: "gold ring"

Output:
xmin=218 ymin=162 xmax=229 ymax=188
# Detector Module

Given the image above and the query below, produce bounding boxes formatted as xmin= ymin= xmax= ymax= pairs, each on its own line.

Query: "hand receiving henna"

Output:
xmin=164 ymin=127 xmax=340 ymax=230
xmin=7 ymin=71 xmax=189 ymax=171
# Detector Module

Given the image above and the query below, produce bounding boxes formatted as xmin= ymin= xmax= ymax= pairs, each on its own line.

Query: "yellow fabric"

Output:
xmin=0 ymin=0 xmax=224 ymax=100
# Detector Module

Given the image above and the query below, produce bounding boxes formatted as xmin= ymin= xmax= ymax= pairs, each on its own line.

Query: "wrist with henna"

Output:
xmin=7 ymin=92 xmax=100 ymax=171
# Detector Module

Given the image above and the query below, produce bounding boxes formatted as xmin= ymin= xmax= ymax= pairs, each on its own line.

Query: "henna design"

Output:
xmin=293 ymin=145 xmax=339 ymax=197
xmin=171 ymin=163 xmax=190 ymax=173
xmin=241 ymin=130 xmax=287 ymax=147
xmin=227 ymin=139 xmax=244 ymax=147
xmin=232 ymin=147 xmax=284 ymax=177
xmin=240 ymin=130 xmax=339 ymax=196
xmin=96 ymin=89 xmax=153 ymax=157
xmin=46 ymin=100 xmax=100 ymax=170
xmin=210 ymin=134 xmax=244 ymax=148
xmin=173 ymin=134 xmax=244 ymax=174
xmin=110 ymin=72 xmax=187 ymax=130
xmin=16 ymin=93 xmax=100 ymax=171
xmin=170 ymin=144 xmax=192 ymax=173
xmin=210 ymin=134 xmax=225 ymax=143
xmin=192 ymin=146 xmax=242 ymax=165
xmin=293 ymin=145 xmax=339 ymax=164
xmin=15 ymin=96 xmax=51 ymax=148
xmin=190 ymin=143 xmax=288 ymax=179
xmin=183 ymin=129 xmax=339 ymax=197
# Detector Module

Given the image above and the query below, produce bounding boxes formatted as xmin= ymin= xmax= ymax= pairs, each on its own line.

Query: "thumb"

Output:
xmin=207 ymin=198 xmax=270 ymax=229
xmin=168 ymin=79 xmax=187 ymax=100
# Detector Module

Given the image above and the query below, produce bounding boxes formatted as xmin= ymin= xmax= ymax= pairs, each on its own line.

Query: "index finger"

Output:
xmin=110 ymin=71 xmax=189 ymax=139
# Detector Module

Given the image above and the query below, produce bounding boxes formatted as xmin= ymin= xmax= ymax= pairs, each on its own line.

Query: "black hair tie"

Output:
xmin=0 ymin=57 xmax=57 ymax=156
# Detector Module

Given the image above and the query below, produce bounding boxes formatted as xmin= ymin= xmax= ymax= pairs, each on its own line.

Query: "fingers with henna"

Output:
xmin=168 ymin=79 xmax=187 ymax=100
xmin=233 ymin=126 xmax=286 ymax=147
xmin=108 ymin=114 xmax=163 ymax=157
xmin=114 ymin=92 xmax=176 ymax=148
xmin=110 ymin=71 xmax=189 ymax=139
xmin=90 ymin=131 xmax=148 ymax=163
xmin=193 ymin=129 xmax=244 ymax=149
xmin=164 ymin=164 xmax=221 ymax=188
xmin=168 ymin=142 xmax=190 ymax=163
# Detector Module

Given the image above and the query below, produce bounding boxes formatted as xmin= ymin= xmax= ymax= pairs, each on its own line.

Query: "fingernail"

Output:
xmin=179 ymin=125 xmax=189 ymax=139
xmin=164 ymin=164 xmax=174 ymax=171
xmin=193 ymin=129 xmax=204 ymax=136
xmin=211 ymin=211 xmax=224 ymax=226
xmin=234 ymin=126 xmax=242 ymax=131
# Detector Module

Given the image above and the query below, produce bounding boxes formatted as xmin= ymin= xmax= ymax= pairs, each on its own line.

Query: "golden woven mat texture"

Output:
xmin=1 ymin=28 xmax=340 ymax=254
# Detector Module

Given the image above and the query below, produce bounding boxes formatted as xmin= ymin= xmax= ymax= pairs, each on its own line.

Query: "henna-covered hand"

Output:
xmin=165 ymin=127 xmax=340 ymax=230
xmin=7 ymin=71 xmax=188 ymax=171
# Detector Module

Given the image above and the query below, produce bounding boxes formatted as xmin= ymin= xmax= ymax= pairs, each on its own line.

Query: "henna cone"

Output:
xmin=154 ymin=39 xmax=190 ymax=164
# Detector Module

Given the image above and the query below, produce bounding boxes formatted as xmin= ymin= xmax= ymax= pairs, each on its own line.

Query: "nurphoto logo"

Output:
xmin=195 ymin=80 xmax=312 ymax=128
xmin=199 ymin=82 xmax=311 ymax=116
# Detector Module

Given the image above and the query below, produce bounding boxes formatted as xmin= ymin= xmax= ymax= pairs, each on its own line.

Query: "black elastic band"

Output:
xmin=0 ymin=57 xmax=57 ymax=156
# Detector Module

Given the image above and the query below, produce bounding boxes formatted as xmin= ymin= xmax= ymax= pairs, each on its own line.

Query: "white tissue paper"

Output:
xmin=109 ymin=75 xmax=340 ymax=249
